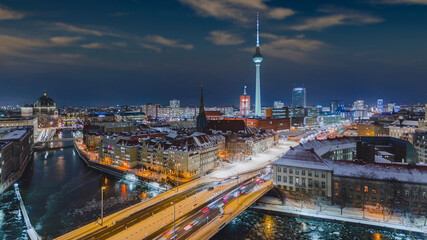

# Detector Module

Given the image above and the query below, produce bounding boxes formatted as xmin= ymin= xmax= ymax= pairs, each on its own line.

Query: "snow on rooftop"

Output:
xmin=0 ymin=129 xmax=27 ymax=140
xmin=325 ymin=159 xmax=427 ymax=184
xmin=374 ymin=156 xmax=392 ymax=164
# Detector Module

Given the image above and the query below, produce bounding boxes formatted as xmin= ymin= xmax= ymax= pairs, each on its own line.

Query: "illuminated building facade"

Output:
xmin=377 ymin=99 xmax=384 ymax=113
xmin=330 ymin=100 xmax=344 ymax=114
xmin=274 ymin=101 xmax=284 ymax=109
xmin=387 ymin=102 xmax=396 ymax=113
xmin=169 ymin=99 xmax=180 ymax=108
xmin=33 ymin=90 xmax=59 ymax=128
xmin=240 ymin=86 xmax=250 ymax=117
xmin=292 ymin=88 xmax=306 ymax=108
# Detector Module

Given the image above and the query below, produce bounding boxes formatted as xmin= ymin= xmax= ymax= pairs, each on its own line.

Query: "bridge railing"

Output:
xmin=188 ymin=181 xmax=272 ymax=240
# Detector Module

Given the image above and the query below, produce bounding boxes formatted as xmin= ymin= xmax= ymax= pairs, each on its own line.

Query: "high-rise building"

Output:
xmin=169 ymin=99 xmax=180 ymax=108
xmin=352 ymin=100 xmax=364 ymax=111
xmin=196 ymin=84 xmax=207 ymax=132
xmin=274 ymin=101 xmax=284 ymax=109
xmin=240 ymin=86 xmax=250 ymax=117
xmin=292 ymin=88 xmax=306 ymax=108
xmin=253 ymin=13 xmax=263 ymax=117
xmin=377 ymin=99 xmax=384 ymax=113
xmin=330 ymin=100 xmax=344 ymax=114
xmin=387 ymin=102 xmax=396 ymax=113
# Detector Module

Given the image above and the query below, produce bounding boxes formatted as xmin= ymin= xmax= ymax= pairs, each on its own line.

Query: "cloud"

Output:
xmin=0 ymin=35 xmax=48 ymax=57
xmin=179 ymin=0 xmax=294 ymax=23
xmin=290 ymin=13 xmax=383 ymax=31
xmin=244 ymin=33 xmax=324 ymax=62
xmin=81 ymin=42 xmax=109 ymax=49
xmin=206 ymin=31 xmax=245 ymax=45
xmin=144 ymin=35 xmax=193 ymax=50
xmin=108 ymin=12 xmax=131 ymax=17
xmin=50 ymin=36 xmax=82 ymax=45
xmin=112 ymin=42 xmax=127 ymax=47
xmin=267 ymin=8 xmax=295 ymax=20
xmin=140 ymin=43 xmax=162 ymax=52
xmin=0 ymin=34 xmax=84 ymax=65
xmin=0 ymin=5 xmax=25 ymax=20
xmin=260 ymin=33 xmax=280 ymax=40
xmin=377 ymin=0 xmax=427 ymax=4
xmin=54 ymin=23 xmax=122 ymax=37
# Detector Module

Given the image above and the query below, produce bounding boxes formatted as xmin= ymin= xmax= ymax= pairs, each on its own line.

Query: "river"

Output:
xmin=0 ymin=133 xmax=423 ymax=239
xmin=0 ymin=133 xmax=161 ymax=239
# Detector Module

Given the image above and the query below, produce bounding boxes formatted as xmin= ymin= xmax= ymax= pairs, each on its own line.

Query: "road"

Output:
xmin=151 ymin=170 xmax=273 ymax=240
xmin=56 ymin=141 xmax=293 ymax=240
xmin=79 ymin=182 xmax=211 ymax=240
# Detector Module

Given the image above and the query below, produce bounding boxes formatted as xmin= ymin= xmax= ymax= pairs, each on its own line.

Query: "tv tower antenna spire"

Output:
xmin=256 ymin=12 xmax=260 ymax=47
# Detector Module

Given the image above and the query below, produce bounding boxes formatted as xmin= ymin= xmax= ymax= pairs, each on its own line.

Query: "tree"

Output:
xmin=384 ymin=177 xmax=404 ymax=215
xmin=335 ymin=180 xmax=350 ymax=215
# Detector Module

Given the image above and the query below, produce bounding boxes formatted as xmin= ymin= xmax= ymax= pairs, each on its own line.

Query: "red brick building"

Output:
xmin=224 ymin=117 xmax=290 ymax=132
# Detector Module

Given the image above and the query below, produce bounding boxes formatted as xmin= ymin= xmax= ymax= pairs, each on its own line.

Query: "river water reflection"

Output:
xmin=0 ymin=133 xmax=161 ymax=239
xmin=212 ymin=210 xmax=424 ymax=240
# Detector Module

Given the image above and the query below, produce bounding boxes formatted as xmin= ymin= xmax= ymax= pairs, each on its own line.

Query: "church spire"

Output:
xmin=196 ymin=83 xmax=207 ymax=132
xmin=199 ymin=83 xmax=205 ymax=113
xmin=44 ymin=89 xmax=47 ymax=96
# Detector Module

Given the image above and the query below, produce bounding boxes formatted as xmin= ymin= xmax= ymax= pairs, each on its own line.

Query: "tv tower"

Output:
xmin=253 ymin=12 xmax=263 ymax=117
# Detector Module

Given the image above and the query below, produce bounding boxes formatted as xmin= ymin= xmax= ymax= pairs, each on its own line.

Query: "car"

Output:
xmin=214 ymin=181 xmax=222 ymax=185
xmin=208 ymin=186 xmax=214 ymax=191
xmin=183 ymin=224 xmax=192 ymax=231
xmin=240 ymin=185 xmax=246 ymax=190
xmin=256 ymin=178 xmax=265 ymax=183
xmin=201 ymin=207 xmax=210 ymax=213
xmin=218 ymin=203 xmax=224 ymax=208
xmin=222 ymin=195 xmax=230 ymax=200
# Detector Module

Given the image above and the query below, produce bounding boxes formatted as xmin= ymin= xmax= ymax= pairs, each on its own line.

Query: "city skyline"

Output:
xmin=1 ymin=0 xmax=427 ymax=106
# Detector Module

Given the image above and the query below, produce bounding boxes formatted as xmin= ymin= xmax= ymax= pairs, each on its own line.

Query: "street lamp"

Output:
xmin=101 ymin=186 xmax=106 ymax=226
xmin=175 ymin=163 xmax=181 ymax=192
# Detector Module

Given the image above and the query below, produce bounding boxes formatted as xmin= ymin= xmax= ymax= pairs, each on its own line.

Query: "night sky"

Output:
xmin=0 ymin=0 xmax=426 ymax=107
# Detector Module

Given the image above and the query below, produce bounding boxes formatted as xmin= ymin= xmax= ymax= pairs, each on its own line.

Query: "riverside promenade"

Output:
xmin=252 ymin=196 xmax=427 ymax=237
xmin=14 ymin=184 xmax=42 ymax=240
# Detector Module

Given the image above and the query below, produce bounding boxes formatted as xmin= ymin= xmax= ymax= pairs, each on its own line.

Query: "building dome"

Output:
xmin=34 ymin=90 xmax=56 ymax=107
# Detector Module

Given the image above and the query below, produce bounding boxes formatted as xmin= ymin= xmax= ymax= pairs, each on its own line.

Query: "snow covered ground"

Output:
xmin=253 ymin=196 xmax=427 ymax=236
xmin=209 ymin=140 xmax=297 ymax=179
